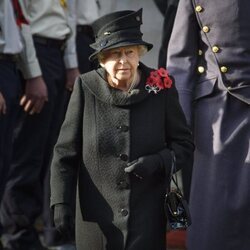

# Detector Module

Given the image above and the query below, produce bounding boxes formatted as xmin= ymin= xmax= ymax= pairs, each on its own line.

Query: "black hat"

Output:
xmin=89 ymin=8 xmax=153 ymax=61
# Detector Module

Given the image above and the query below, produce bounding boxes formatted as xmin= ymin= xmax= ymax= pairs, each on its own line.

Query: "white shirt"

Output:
xmin=68 ymin=0 xmax=117 ymax=26
xmin=0 ymin=0 xmax=23 ymax=54
xmin=73 ymin=0 xmax=100 ymax=25
xmin=18 ymin=0 xmax=77 ymax=79
xmin=20 ymin=0 xmax=71 ymax=40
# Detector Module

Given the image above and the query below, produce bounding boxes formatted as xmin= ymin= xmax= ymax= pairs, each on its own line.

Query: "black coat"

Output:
xmin=50 ymin=63 xmax=194 ymax=250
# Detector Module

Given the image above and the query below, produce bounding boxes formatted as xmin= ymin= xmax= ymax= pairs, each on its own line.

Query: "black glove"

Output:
xmin=125 ymin=154 xmax=164 ymax=179
xmin=53 ymin=203 xmax=74 ymax=241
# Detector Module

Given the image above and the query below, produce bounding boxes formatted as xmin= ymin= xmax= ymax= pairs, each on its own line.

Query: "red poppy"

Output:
xmin=145 ymin=68 xmax=172 ymax=94
xmin=163 ymin=76 xmax=173 ymax=88
xmin=149 ymin=71 xmax=161 ymax=82
xmin=157 ymin=67 xmax=169 ymax=77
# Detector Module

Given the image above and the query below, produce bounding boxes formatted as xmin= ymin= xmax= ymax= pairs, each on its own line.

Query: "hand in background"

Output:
xmin=0 ymin=92 xmax=6 ymax=115
xmin=20 ymin=76 xmax=48 ymax=115
xmin=65 ymin=68 xmax=80 ymax=92
xmin=54 ymin=203 xmax=75 ymax=241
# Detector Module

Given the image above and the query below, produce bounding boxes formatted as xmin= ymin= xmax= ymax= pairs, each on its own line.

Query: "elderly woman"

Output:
xmin=50 ymin=8 xmax=194 ymax=250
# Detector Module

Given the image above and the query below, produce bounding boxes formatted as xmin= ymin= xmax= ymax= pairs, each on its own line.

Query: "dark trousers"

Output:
xmin=0 ymin=60 xmax=21 ymax=203
xmin=0 ymin=60 xmax=20 ymax=203
xmin=157 ymin=0 xmax=179 ymax=68
xmin=0 ymin=60 xmax=20 ymax=246
xmin=0 ymin=42 xmax=68 ymax=249
xmin=76 ymin=25 xmax=98 ymax=74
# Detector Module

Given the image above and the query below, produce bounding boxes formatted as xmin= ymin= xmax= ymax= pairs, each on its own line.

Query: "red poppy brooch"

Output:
xmin=145 ymin=68 xmax=173 ymax=94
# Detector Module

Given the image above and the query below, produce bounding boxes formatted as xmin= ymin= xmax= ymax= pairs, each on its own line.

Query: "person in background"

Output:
xmin=154 ymin=0 xmax=193 ymax=203
xmin=0 ymin=1 xmax=79 ymax=249
xmin=154 ymin=2 xmax=192 ymax=249
xmin=68 ymin=0 xmax=117 ymax=75
xmin=167 ymin=0 xmax=250 ymax=249
xmin=154 ymin=0 xmax=193 ymax=196
xmin=153 ymin=0 xmax=179 ymax=68
xmin=50 ymin=9 xmax=194 ymax=250
xmin=0 ymin=0 xmax=26 ymax=247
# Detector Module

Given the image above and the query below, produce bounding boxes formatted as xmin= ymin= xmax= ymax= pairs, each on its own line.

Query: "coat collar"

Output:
xmin=80 ymin=63 xmax=153 ymax=106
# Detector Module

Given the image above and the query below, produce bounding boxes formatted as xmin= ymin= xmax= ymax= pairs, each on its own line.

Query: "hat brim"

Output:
xmin=89 ymin=40 xmax=153 ymax=61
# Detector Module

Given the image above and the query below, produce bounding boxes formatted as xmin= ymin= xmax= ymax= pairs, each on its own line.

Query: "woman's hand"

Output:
xmin=54 ymin=203 xmax=74 ymax=240
xmin=125 ymin=154 xmax=164 ymax=179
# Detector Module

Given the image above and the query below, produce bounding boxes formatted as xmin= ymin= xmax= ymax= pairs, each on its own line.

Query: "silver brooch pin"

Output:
xmin=145 ymin=85 xmax=160 ymax=94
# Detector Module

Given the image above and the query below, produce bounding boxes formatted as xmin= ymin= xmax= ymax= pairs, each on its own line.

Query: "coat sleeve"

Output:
xmin=50 ymin=77 xmax=84 ymax=207
xmin=17 ymin=0 xmax=42 ymax=79
xmin=164 ymin=82 xmax=194 ymax=172
xmin=63 ymin=0 xmax=78 ymax=69
xmin=166 ymin=0 xmax=199 ymax=126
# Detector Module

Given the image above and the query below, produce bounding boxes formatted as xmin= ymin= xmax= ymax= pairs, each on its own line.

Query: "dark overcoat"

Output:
xmin=167 ymin=0 xmax=250 ymax=249
xmin=50 ymin=63 xmax=194 ymax=250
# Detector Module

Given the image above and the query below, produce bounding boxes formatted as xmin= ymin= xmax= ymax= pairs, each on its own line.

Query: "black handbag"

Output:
xmin=164 ymin=152 xmax=192 ymax=230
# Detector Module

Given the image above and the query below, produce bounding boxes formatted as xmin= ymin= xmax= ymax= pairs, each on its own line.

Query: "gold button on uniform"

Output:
xmin=220 ymin=66 xmax=228 ymax=73
xmin=198 ymin=49 xmax=203 ymax=55
xmin=198 ymin=66 xmax=205 ymax=73
xmin=202 ymin=26 xmax=210 ymax=33
xmin=195 ymin=5 xmax=203 ymax=12
xmin=212 ymin=46 xmax=220 ymax=53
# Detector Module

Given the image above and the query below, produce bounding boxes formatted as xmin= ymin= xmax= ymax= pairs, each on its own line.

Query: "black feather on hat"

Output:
xmin=89 ymin=8 xmax=153 ymax=61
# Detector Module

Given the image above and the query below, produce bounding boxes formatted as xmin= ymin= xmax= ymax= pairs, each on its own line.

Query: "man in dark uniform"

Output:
xmin=167 ymin=0 xmax=250 ymax=249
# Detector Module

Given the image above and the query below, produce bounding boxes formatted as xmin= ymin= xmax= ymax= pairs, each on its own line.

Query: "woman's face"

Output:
xmin=100 ymin=45 xmax=140 ymax=86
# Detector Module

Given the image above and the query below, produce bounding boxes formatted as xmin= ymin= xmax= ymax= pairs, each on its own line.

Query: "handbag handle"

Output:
xmin=169 ymin=151 xmax=181 ymax=193
xmin=165 ymin=151 xmax=192 ymax=229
